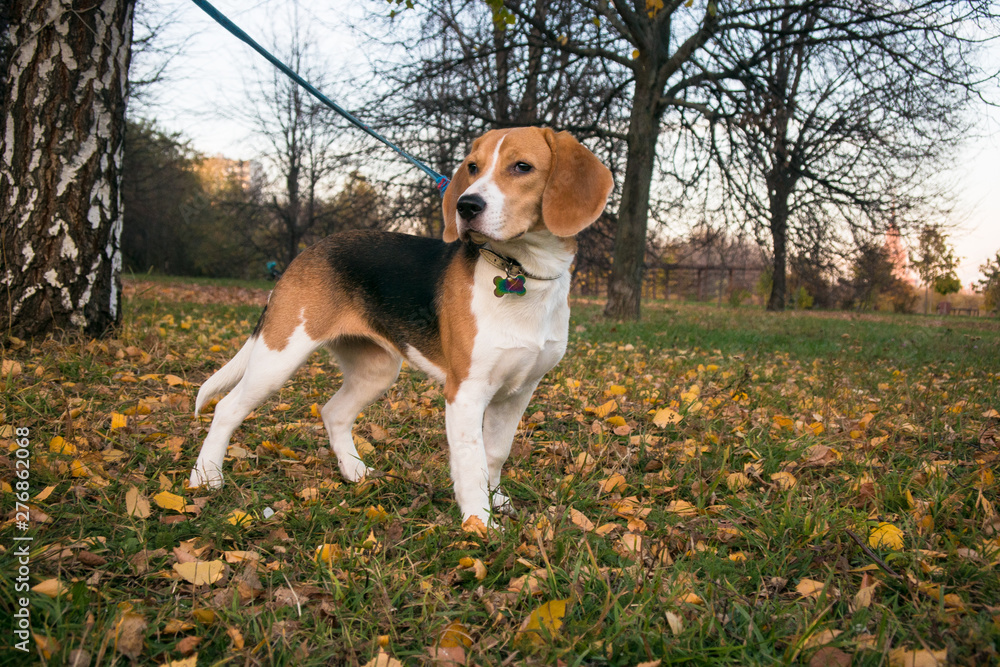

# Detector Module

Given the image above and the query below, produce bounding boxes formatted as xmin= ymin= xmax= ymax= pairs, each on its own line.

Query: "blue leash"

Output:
xmin=190 ymin=0 xmax=450 ymax=196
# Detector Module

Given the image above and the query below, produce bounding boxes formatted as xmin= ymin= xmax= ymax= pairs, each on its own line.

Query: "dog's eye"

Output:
xmin=468 ymin=163 xmax=478 ymax=175
xmin=513 ymin=162 xmax=533 ymax=173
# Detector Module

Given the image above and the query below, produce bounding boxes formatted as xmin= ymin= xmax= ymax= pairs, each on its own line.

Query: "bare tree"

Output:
xmin=2 ymin=0 xmax=134 ymax=337
xmin=361 ymin=0 xmax=629 ymax=239
xmin=240 ymin=8 xmax=352 ymax=267
xmin=700 ymin=2 xmax=990 ymax=311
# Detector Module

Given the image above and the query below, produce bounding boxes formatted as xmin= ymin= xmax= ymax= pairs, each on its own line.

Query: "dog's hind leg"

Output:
xmin=190 ymin=326 xmax=321 ymax=488
xmin=322 ymin=338 xmax=401 ymax=482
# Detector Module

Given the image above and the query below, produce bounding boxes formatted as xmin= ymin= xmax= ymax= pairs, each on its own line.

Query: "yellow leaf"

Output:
xmin=796 ymin=578 xmax=829 ymax=599
xmin=652 ymin=407 xmax=682 ymax=426
xmin=354 ymin=436 xmax=375 ymax=457
xmin=869 ymin=522 xmax=904 ymax=551
xmin=726 ymin=472 xmax=751 ymax=491
xmin=165 ymin=374 xmax=187 ymax=386
xmin=32 ymin=578 xmax=66 ymax=598
xmin=365 ymin=505 xmax=389 ymax=522
xmin=110 ymin=413 xmax=128 ymax=429
xmin=192 ymin=608 xmax=217 ymax=624
xmin=728 ymin=551 xmax=747 ymax=563
xmin=598 ymin=473 xmax=627 ymax=493
xmin=605 ymin=415 xmax=627 ymax=428
xmin=313 ymin=544 xmax=344 ymax=565
xmin=226 ymin=510 xmax=252 ymax=527
xmin=126 ymin=486 xmax=151 ymax=518
xmin=516 ymin=599 xmax=569 ymax=647
xmin=770 ymin=472 xmax=797 ymax=490
xmin=34 ymin=485 xmax=57 ymax=501
xmin=173 ymin=560 xmax=225 ymax=586
xmin=164 ymin=656 xmax=198 ymax=667
xmin=439 ymin=622 xmax=473 ymax=648
xmin=363 ymin=649 xmax=403 ymax=667
xmin=49 ymin=436 xmax=76 ymax=455
xmin=310 ymin=403 xmax=322 ymax=418
xmin=888 ymin=648 xmax=947 ymax=667
xmin=592 ymin=400 xmax=618 ymax=418
xmin=665 ymin=500 xmax=697 ymax=515
xmin=33 ymin=634 xmax=59 ymax=659
xmin=163 ymin=619 xmax=195 ymax=634
xmin=153 ymin=491 xmax=186 ymax=513
xmin=605 ymin=384 xmax=627 ymax=396
xmin=70 ymin=459 xmax=92 ymax=478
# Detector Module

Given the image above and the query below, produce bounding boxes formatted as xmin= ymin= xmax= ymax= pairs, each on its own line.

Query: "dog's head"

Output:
xmin=442 ymin=128 xmax=614 ymax=244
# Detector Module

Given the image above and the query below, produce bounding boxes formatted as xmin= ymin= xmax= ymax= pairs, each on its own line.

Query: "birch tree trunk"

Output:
xmin=1 ymin=0 xmax=134 ymax=338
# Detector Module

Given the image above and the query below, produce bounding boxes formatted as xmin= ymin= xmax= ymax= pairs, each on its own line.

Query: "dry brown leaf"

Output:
xmin=126 ymin=486 xmax=151 ymax=518
xmin=796 ymin=578 xmax=836 ymax=599
xmin=363 ymin=648 xmax=404 ymax=667
xmin=461 ymin=515 xmax=489 ymax=538
xmin=569 ymin=508 xmax=596 ymax=532
xmin=888 ymin=648 xmax=947 ymax=667
xmin=227 ymin=626 xmax=245 ymax=650
xmin=114 ymin=612 xmax=147 ymax=660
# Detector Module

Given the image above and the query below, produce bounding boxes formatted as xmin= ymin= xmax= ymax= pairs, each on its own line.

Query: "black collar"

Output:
xmin=476 ymin=246 xmax=562 ymax=281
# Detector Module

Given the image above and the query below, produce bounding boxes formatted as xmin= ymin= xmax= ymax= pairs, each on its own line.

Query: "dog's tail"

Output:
xmin=195 ymin=335 xmax=256 ymax=416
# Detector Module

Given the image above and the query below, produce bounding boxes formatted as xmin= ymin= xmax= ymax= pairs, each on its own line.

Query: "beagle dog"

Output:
xmin=189 ymin=127 xmax=613 ymax=525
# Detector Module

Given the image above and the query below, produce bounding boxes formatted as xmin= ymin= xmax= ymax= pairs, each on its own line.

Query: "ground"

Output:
xmin=1 ymin=276 xmax=999 ymax=666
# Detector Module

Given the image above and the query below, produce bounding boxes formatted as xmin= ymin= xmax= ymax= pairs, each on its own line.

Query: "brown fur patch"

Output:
xmin=259 ymin=246 xmax=392 ymax=353
xmin=439 ymin=253 xmax=477 ymax=402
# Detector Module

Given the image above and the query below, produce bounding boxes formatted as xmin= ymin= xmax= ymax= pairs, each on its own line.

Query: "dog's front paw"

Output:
xmin=339 ymin=459 xmax=373 ymax=483
xmin=491 ymin=489 xmax=517 ymax=517
xmin=189 ymin=462 xmax=224 ymax=489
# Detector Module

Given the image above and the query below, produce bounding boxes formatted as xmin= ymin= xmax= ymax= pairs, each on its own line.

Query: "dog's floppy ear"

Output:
xmin=541 ymin=130 xmax=614 ymax=237
xmin=441 ymin=165 xmax=469 ymax=243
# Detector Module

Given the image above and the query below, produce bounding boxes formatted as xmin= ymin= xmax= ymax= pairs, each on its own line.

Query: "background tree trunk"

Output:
xmin=604 ymin=70 xmax=659 ymax=320
xmin=1 ymin=0 xmax=134 ymax=338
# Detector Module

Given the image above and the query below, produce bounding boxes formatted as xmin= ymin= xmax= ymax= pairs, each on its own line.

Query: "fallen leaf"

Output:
xmin=363 ymin=648 xmax=403 ymax=667
xmin=796 ymin=578 xmax=835 ymax=600
xmin=114 ymin=612 xmax=147 ymax=660
xmin=227 ymin=626 xmax=245 ymax=649
xmin=516 ymin=598 xmax=569 ymax=647
xmin=173 ymin=560 xmax=225 ymax=586
xmin=32 ymin=578 xmax=66 ymax=598
xmin=770 ymin=471 xmax=797 ymax=490
xmin=153 ymin=491 xmax=186 ymax=513
xmin=652 ymin=407 xmax=682 ymax=426
xmin=126 ymin=486 xmax=151 ymax=518
xmin=888 ymin=648 xmax=947 ymax=667
xmin=461 ymin=515 xmax=489 ymax=538
xmin=569 ymin=508 xmax=596 ymax=532
xmin=598 ymin=473 xmax=627 ymax=493
xmin=665 ymin=500 xmax=697 ymax=515
xmin=869 ymin=522 xmax=904 ymax=551
xmin=164 ymin=657 xmax=199 ymax=667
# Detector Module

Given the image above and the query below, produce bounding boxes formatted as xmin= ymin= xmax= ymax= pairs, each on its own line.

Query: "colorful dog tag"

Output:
xmin=494 ymin=275 xmax=526 ymax=297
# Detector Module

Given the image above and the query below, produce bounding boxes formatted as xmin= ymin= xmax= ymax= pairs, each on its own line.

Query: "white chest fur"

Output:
xmin=466 ymin=259 xmax=570 ymax=399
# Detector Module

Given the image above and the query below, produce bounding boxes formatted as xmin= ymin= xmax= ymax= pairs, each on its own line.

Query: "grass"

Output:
xmin=1 ymin=280 xmax=999 ymax=666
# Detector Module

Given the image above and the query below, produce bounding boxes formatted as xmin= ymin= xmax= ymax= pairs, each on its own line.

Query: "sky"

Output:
xmin=140 ymin=0 xmax=1000 ymax=289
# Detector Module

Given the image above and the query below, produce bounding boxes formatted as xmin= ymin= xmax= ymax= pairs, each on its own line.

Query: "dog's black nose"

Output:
xmin=456 ymin=194 xmax=486 ymax=221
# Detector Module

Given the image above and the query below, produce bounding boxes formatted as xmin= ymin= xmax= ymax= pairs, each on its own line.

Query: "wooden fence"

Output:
xmin=573 ymin=264 xmax=766 ymax=304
